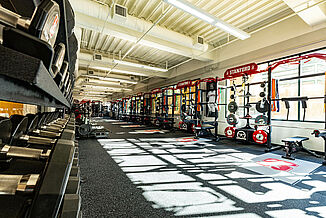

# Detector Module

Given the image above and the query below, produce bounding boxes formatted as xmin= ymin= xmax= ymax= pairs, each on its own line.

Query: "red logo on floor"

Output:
xmin=256 ymin=158 xmax=299 ymax=172
xmin=176 ymin=138 xmax=198 ymax=142
xmin=144 ymin=130 xmax=161 ymax=132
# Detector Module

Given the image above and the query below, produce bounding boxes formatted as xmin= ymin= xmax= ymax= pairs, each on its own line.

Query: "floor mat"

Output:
xmin=97 ymin=137 xmax=326 ymax=217
xmin=129 ymin=129 xmax=167 ymax=134
xmin=121 ymin=125 xmax=146 ymax=128
xmin=243 ymin=153 xmax=321 ymax=185
xmin=112 ymin=122 xmax=132 ymax=125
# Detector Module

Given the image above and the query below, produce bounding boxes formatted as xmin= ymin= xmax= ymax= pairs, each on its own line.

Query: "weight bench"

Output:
xmin=281 ymin=136 xmax=319 ymax=160
xmin=194 ymin=122 xmax=218 ymax=141
xmin=312 ymin=130 xmax=326 ymax=165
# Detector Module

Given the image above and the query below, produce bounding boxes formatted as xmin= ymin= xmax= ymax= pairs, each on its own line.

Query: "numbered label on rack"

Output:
xmin=236 ymin=130 xmax=247 ymax=140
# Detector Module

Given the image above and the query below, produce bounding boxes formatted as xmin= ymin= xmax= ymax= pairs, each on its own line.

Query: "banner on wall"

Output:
xmin=224 ymin=63 xmax=258 ymax=79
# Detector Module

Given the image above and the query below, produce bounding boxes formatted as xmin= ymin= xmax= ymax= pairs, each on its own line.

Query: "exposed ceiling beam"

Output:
xmin=78 ymin=69 xmax=139 ymax=82
xmin=283 ymin=0 xmax=326 ymax=26
xmin=70 ymin=0 xmax=215 ymax=62
xmin=78 ymin=52 xmax=170 ymax=78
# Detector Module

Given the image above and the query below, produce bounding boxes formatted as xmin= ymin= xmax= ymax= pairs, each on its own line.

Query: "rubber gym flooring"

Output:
xmin=79 ymin=118 xmax=326 ymax=218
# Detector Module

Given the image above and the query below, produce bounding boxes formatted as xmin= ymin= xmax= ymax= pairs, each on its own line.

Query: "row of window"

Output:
xmin=227 ymin=48 xmax=326 ymax=122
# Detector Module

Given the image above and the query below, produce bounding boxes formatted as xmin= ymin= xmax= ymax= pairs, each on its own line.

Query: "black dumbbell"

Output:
xmin=0 ymin=0 xmax=61 ymax=47
xmin=51 ymin=43 xmax=66 ymax=77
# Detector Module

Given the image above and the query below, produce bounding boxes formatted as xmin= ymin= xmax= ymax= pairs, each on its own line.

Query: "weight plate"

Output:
xmin=29 ymin=0 xmax=60 ymax=47
xmin=79 ymin=124 xmax=91 ymax=136
xmin=225 ymin=126 xmax=236 ymax=138
xmin=255 ymin=115 xmax=268 ymax=125
xmin=65 ymin=0 xmax=75 ymax=37
xmin=228 ymin=101 xmax=238 ymax=113
xmin=253 ymin=130 xmax=268 ymax=144
xmin=259 ymin=92 xmax=266 ymax=98
xmin=256 ymin=100 xmax=269 ymax=113
xmin=0 ymin=118 xmax=12 ymax=145
xmin=227 ymin=114 xmax=239 ymax=125
xmin=236 ymin=130 xmax=247 ymax=140
xmin=260 ymin=83 xmax=266 ymax=88
xmin=230 ymin=94 xmax=235 ymax=99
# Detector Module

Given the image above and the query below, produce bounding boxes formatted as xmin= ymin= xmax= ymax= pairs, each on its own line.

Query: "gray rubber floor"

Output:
xmin=79 ymin=118 xmax=326 ymax=218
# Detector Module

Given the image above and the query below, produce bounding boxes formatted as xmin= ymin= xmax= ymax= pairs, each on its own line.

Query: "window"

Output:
xmin=270 ymin=58 xmax=300 ymax=120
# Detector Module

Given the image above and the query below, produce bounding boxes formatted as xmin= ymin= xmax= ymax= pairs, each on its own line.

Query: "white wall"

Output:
xmin=130 ymin=15 xmax=326 ymax=152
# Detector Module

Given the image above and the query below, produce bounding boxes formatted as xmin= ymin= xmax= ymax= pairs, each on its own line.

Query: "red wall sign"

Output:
xmin=224 ymin=63 xmax=258 ymax=79
xmin=151 ymin=88 xmax=161 ymax=94
xmin=176 ymin=80 xmax=192 ymax=89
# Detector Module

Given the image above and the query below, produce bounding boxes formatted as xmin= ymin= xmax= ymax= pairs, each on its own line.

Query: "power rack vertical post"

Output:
xmin=266 ymin=67 xmax=272 ymax=150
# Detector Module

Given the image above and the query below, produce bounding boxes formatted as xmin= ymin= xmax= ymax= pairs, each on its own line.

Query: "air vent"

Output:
xmin=197 ymin=36 xmax=204 ymax=45
xmin=115 ymin=4 xmax=127 ymax=17
xmin=93 ymin=54 xmax=102 ymax=61
xmin=85 ymin=78 xmax=90 ymax=83
xmin=193 ymin=36 xmax=208 ymax=51
xmin=88 ymin=70 xmax=94 ymax=75
xmin=112 ymin=4 xmax=127 ymax=22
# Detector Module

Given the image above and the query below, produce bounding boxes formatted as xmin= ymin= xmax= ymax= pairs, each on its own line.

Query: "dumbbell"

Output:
xmin=0 ymin=0 xmax=60 ymax=47
xmin=9 ymin=115 xmax=57 ymax=147
xmin=41 ymin=112 xmax=67 ymax=129
xmin=65 ymin=0 xmax=75 ymax=37
xmin=32 ymin=113 xmax=66 ymax=136
xmin=0 ymin=117 xmax=51 ymax=162
xmin=64 ymin=73 xmax=73 ymax=97
xmin=52 ymin=43 xmax=66 ymax=77
xmin=54 ymin=61 xmax=68 ymax=89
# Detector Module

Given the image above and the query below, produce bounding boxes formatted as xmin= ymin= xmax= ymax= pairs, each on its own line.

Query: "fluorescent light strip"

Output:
xmin=87 ymin=79 xmax=120 ymax=86
xmin=85 ymin=75 xmax=137 ymax=84
xmin=76 ymin=91 xmax=113 ymax=95
xmin=166 ymin=0 xmax=214 ymax=23
xmin=91 ymin=66 xmax=147 ymax=76
xmin=112 ymin=60 xmax=168 ymax=72
xmin=83 ymin=85 xmax=132 ymax=92
xmin=164 ymin=0 xmax=250 ymax=40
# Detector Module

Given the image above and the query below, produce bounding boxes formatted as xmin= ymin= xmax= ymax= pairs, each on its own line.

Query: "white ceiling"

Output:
xmin=72 ymin=0 xmax=296 ymax=100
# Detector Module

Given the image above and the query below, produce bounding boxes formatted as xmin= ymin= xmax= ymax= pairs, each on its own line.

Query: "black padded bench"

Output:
xmin=194 ymin=122 xmax=218 ymax=141
xmin=281 ymin=136 xmax=319 ymax=160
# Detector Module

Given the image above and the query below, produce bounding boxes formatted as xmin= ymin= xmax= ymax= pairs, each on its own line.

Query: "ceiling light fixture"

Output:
xmin=163 ymin=0 xmax=250 ymax=40
xmin=75 ymin=90 xmax=113 ymax=95
xmin=81 ymin=85 xmax=133 ymax=92
xmin=85 ymin=75 xmax=137 ymax=84
xmin=112 ymin=60 xmax=168 ymax=72
xmin=90 ymin=66 xmax=147 ymax=76
xmin=87 ymin=79 xmax=120 ymax=86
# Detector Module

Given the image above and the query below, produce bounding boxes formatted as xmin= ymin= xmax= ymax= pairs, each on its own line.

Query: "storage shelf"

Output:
xmin=0 ymin=45 xmax=71 ymax=108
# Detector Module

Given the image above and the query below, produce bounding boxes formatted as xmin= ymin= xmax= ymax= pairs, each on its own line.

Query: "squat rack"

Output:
xmin=221 ymin=53 xmax=326 ymax=151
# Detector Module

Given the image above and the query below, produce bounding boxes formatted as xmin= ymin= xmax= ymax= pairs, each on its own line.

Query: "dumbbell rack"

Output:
xmin=0 ymin=114 xmax=81 ymax=217
xmin=0 ymin=45 xmax=71 ymax=108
